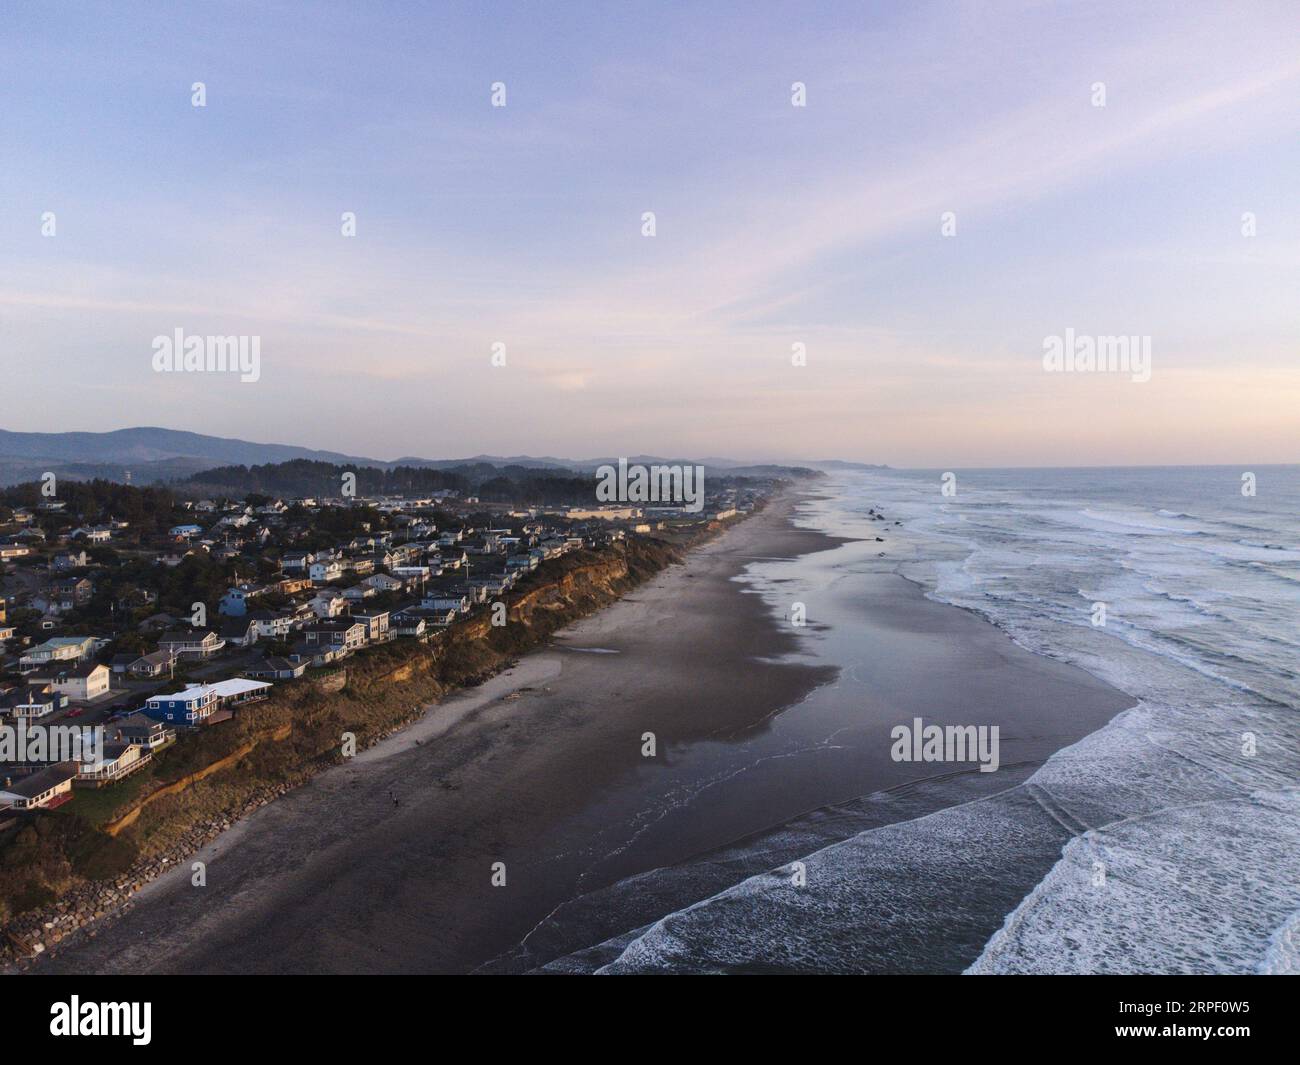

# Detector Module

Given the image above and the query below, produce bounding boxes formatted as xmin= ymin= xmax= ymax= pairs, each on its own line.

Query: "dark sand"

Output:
xmin=30 ymin=488 xmax=1133 ymax=974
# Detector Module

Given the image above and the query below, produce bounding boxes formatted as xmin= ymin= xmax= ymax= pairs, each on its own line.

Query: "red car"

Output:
xmin=65 ymin=708 xmax=83 ymax=718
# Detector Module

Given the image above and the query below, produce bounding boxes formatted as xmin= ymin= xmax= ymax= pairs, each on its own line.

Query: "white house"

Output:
xmin=309 ymin=592 xmax=348 ymax=619
xmin=28 ymin=662 xmax=111 ymax=702
xmin=309 ymin=559 xmax=345 ymax=584
xmin=0 ymin=762 xmax=78 ymax=810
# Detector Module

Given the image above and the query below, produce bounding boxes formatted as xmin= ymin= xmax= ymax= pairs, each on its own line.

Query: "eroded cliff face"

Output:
xmin=0 ymin=536 xmax=687 ymax=943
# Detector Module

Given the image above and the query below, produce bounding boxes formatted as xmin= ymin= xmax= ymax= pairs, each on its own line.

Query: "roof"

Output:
xmin=29 ymin=661 xmax=106 ymax=680
xmin=246 ymin=657 xmax=300 ymax=673
xmin=0 ymin=761 xmax=78 ymax=798
xmin=172 ymin=678 xmax=273 ymax=700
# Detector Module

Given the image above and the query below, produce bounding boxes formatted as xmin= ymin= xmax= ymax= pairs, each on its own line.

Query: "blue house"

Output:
xmin=144 ymin=686 xmax=218 ymax=726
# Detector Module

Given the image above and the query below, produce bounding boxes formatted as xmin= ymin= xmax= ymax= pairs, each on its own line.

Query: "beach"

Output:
xmin=29 ymin=484 xmax=1135 ymax=974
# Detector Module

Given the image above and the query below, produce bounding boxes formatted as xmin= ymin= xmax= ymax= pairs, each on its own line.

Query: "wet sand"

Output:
xmin=30 ymin=491 xmax=843 ymax=974
xmin=30 ymin=486 xmax=1134 ymax=974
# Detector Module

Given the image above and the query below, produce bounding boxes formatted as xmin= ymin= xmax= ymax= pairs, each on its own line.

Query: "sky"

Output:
xmin=1 ymin=1 xmax=1297 ymax=467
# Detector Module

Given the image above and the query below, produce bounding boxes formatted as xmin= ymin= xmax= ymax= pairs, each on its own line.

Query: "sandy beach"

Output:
xmin=29 ymin=485 xmax=1134 ymax=974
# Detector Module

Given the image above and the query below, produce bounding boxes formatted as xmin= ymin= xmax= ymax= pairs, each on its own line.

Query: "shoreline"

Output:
xmin=24 ymin=486 xmax=847 ymax=973
xmin=25 ymin=481 xmax=1138 ymax=974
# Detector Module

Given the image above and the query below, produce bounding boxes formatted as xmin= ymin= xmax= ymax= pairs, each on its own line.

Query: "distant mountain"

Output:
xmin=0 ymin=426 xmax=836 ymax=488
xmin=0 ymin=426 xmax=375 ymax=469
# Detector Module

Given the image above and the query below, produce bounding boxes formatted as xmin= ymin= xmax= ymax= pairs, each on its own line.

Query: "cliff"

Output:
xmin=0 ymin=532 xmax=694 ymax=951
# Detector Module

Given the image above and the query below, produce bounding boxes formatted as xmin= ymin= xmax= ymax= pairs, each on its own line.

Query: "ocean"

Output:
xmin=524 ymin=466 xmax=1300 ymax=974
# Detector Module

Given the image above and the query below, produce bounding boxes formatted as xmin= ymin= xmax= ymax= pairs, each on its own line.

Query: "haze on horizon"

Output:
xmin=1 ymin=2 xmax=1297 ymax=468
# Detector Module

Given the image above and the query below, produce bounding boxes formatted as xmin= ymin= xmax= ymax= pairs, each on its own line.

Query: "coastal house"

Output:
xmin=309 ymin=591 xmax=348 ymax=619
xmin=243 ymin=656 xmax=308 ymax=681
xmin=363 ymin=572 xmax=405 ymax=594
xmin=421 ymin=594 xmax=469 ymax=614
xmin=28 ymin=662 xmax=111 ymax=702
xmin=0 ymin=685 xmax=64 ymax=720
xmin=247 ymin=610 xmax=293 ymax=640
xmin=302 ymin=621 xmax=366 ymax=653
xmin=396 ymin=605 xmax=455 ymax=629
xmin=157 ymin=629 xmax=226 ymax=660
xmin=75 ymin=741 xmax=151 ymax=787
xmin=392 ymin=612 xmax=427 ymax=638
xmin=0 ymin=762 xmax=78 ymax=810
xmin=128 ymin=650 xmax=177 ymax=678
xmin=309 ymin=558 xmax=345 ymax=584
xmin=19 ymin=636 xmax=97 ymax=670
xmin=144 ymin=686 xmax=219 ymax=726
xmin=280 ymin=551 xmax=316 ymax=574
xmin=348 ymin=608 xmax=390 ymax=644
xmin=219 ymin=583 xmax=268 ymax=616
xmin=219 ymin=617 xmax=260 ymax=649
xmin=111 ymin=714 xmax=176 ymax=752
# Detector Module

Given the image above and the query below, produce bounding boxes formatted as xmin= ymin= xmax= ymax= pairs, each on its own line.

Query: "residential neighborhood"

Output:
xmin=0 ymin=470 xmax=760 ymax=816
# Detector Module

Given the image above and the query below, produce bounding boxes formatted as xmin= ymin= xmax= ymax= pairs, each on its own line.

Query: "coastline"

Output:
xmin=24 ymin=480 xmax=1139 ymax=975
xmin=23 ymin=486 xmax=847 ymax=973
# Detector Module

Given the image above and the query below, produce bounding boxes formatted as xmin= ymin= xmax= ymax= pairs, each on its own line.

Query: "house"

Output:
xmin=51 ymin=549 xmax=90 ymax=571
xmin=348 ymin=608 xmax=390 ymax=643
xmin=392 ymin=612 xmax=427 ymax=638
xmin=144 ymin=686 xmax=219 ymax=726
xmin=109 ymin=653 xmax=139 ymax=674
xmin=422 ymin=594 xmax=469 ymax=614
xmin=157 ymin=629 xmax=226 ymax=659
xmin=111 ymin=713 xmax=176 ymax=752
xmin=28 ymin=662 xmax=111 ymax=702
xmin=243 ymin=656 xmax=308 ymax=681
xmin=0 ymin=762 xmax=78 ymax=810
xmin=247 ymin=610 xmax=293 ymax=640
xmin=76 ymin=741 xmax=151 ymax=786
xmin=180 ymin=681 xmax=269 ymax=712
xmin=341 ymin=583 xmax=376 ymax=602
xmin=363 ymin=573 xmax=405 ymax=594
xmin=219 ymin=583 xmax=267 ymax=616
xmin=396 ymin=605 xmax=456 ymax=629
xmin=302 ymin=621 xmax=367 ymax=653
xmin=128 ymin=650 xmax=177 ymax=678
xmin=0 ymin=543 xmax=30 ymax=560
xmin=50 ymin=575 xmax=94 ymax=608
xmin=309 ymin=559 xmax=344 ymax=584
xmin=309 ymin=592 xmax=348 ymax=619
xmin=69 ymin=525 xmax=112 ymax=543
xmin=219 ymin=617 xmax=259 ymax=649
xmin=280 ymin=551 xmax=316 ymax=574
xmin=0 ymin=685 xmax=64 ymax=719
xmin=19 ymin=636 xmax=97 ymax=669
xmin=168 ymin=524 xmax=205 ymax=539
